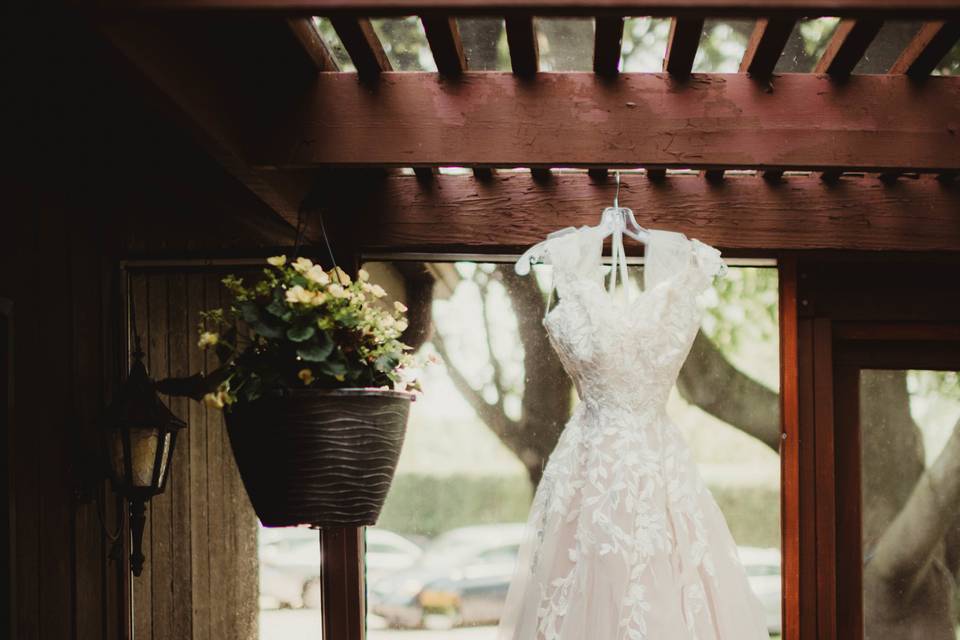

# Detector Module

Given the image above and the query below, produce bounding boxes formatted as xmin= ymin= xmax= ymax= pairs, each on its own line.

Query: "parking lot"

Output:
xmin=260 ymin=610 xmax=496 ymax=640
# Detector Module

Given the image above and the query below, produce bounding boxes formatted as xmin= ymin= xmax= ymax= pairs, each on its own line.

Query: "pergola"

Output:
xmin=64 ymin=1 xmax=960 ymax=639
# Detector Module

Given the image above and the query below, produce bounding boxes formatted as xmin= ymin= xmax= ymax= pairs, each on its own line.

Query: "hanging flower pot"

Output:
xmin=161 ymin=255 xmax=422 ymax=528
xmin=225 ymin=388 xmax=413 ymax=527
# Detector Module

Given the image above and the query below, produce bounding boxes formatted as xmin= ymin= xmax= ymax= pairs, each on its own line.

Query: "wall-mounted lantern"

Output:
xmin=103 ymin=337 xmax=185 ymax=577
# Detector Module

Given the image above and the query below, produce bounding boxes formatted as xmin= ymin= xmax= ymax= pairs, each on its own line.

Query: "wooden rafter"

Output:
xmin=81 ymin=1 xmax=960 ymax=19
xmin=594 ymin=16 xmax=625 ymax=76
xmin=421 ymin=15 xmax=467 ymax=75
xmin=263 ymin=72 xmax=960 ymax=173
xmin=97 ymin=16 xmax=316 ymax=228
xmin=505 ymin=15 xmax=538 ymax=76
xmin=889 ymin=20 xmax=960 ymax=77
xmin=287 ymin=18 xmax=338 ymax=70
xmin=663 ymin=17 xmax=704 ymax=76
xmin=329 ymin=16 xmax=391 ymax=77
xmin=814 ymin=18 xmax=883 ymax=77
xmin=740 ymin=18 xmax=796 ymax=79
xmin=315 ymin=173 xmax=960 ymax=252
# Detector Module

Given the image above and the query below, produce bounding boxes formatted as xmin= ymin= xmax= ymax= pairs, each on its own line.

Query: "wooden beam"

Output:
xmin=889 ymin=20 xmax=960 ymax=77
xmin=421 ymin=15 xmax=467 ymax=75
xmin=663 ymin=18 xmax=704 ymax=76
xmin=593 ymin=16 xmax=625 ymax=76
xmin=505 ymin=16 xmax=538 ymax=76
xmin=814 ymin=18 xmax=883 ymax=77
xmin=329 ymin=16 xmax=391 ymax=77
xmin=287 ymin=18 xmax=338 ymax=70
xmin=98 ymin=16 xmax=315 ymax=227
xmin=317 ymin=173 xmax=960 ymax=252
xmin=740 ymin=18 xmax=796 ymax=79
xmin=80 ymin=0 xmax=960 ymax=19
xmin=263 ymin=72 xmax=960 ymax=173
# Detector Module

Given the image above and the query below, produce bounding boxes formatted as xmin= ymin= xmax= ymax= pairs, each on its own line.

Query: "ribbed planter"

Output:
xmin=224 ymin=388 xmax=414 ymax=528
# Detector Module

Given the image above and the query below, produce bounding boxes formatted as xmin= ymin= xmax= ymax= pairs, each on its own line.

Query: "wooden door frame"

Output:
xmin=796 ymin=258 xmax=960 ymax=640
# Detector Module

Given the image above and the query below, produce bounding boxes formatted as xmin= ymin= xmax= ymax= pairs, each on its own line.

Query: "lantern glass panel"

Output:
xmin=110 ymin=426 xmax=169 ymax=488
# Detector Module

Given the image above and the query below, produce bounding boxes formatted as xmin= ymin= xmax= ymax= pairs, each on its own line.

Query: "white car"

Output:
xmin=738 ymin=546 xmax=782 ymax=634
xmin=258 ymin=525 xmax=422 ymax=609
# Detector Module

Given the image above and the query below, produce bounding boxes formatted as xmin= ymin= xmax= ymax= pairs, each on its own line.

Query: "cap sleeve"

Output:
xmin=688 ymin=238 xmax=726 ymax=292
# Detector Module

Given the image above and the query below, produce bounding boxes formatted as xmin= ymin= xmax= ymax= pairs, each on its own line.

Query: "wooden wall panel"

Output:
xmin=131 ymin=271 xmax=259 ymax=640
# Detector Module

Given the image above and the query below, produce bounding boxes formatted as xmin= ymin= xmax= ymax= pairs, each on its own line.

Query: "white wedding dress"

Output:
xmin=498 ymin=226 xmax=770 ymax=640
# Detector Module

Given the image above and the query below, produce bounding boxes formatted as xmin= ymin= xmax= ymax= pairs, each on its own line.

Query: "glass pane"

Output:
xmin=774 ymin=17 xmax=841 ymax=73
xmin=933 ymin=40 xmax=960 ymax=76
xmin=312 ymin=16 xmax=356 ymax=72
xmin=621 ymin=17 xmax=672 ymax=72
xmin=371 ymin=17 xmax=437 ymax=72
xmin=536 ymin=17 xmax=594 ymax=71
xmin=693 ymin=19 xmax=754 ymax=72
xmin=853 ymin=21 xmax=923 ymax=74
xmin=258 ymin=525 xmax=324 ymax=638
xmin=458 ymin=18 xmax=509 ymax=71
xmin=363 ymin=260 xmax=782 ymax=637
xmin=861 ymin=370 xmax=960 ymax=639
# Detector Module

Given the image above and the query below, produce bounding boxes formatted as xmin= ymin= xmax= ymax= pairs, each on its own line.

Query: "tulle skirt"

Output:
xmin=496 ymin=406 xmax=771 ymax=640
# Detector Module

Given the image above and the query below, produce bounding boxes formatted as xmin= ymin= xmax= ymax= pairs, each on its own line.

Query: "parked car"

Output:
xmin=739 ymin=546 xmax=782 ymax=634
xmin=369 ymin=527 xmax=783 ymax=634
xmin=369 ymin=523 xmax=526 ymax=629
xmin=258 ymin=525 xmax=423 ymax=610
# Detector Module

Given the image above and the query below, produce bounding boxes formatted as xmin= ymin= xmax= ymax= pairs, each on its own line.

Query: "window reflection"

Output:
xmin=861 ymin=370 xmax=960 ymax=639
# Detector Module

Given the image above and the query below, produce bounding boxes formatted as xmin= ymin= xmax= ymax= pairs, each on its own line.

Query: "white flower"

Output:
xmin=203 ymin=391 xmax=226 ymax=410
xmin=370 ymin=284 xmax=387 ymax=298
xmin=328 ymin=266 xmax=351 ymax=285
xmin=197 ymin=332 xmax=219 ymax=349
xmin=292 ymin=257 xmax=314 ymax=274
xmin=308 ymin=292 xmax=327 ymax=306
xmin=327 ymin=284 xmax=348 ymax=298
xmin=305 ymin=265 xmax=330 ymax=285
xmin=285 ymin=285 xmax=314 ymax=304
xmin=396 ymin=319 xmax=409 ymax=332
xmin=267 ymin=255 xmax=286 ymax=267
xmin=393 ymin=301 xmax=408 ymax=313
xmin=358 ymin=269 xmax=370 ymax=282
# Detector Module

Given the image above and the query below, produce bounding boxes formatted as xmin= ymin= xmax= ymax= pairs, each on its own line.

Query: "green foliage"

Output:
xmin=702 ymin=267 xmax=780 ymax=355
xmin=377 ymin=472 xmax=780 ymax=548
xmin=197 ymin=256 xmax=417 ymax=409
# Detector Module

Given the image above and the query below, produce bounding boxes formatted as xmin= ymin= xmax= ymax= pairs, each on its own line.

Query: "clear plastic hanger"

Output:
xmin=515 ymin=171 xmax=649 ymax=276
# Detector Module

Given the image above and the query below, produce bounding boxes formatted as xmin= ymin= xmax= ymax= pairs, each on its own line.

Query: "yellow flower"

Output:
xmin=370 ymin=284 xmax=387 ymax=298
xmin=285 ymin=285 xmax=314 ymax=304
xmin=394 ymin=301 xmax=408 ymax=313
xmin=305 ymin=265 xmax=330 ymax=286
xmin=203 ymin=391 xmax=225 ymax=410
xmin=298 ymin=368 xmax=315 ymax=385
xmin=197 ymin=332 xmax=219 ymax=349
xmin=358 ymin=269 xmax=370 ymax=282
xmin=328 ymin=266 xmax=351 ymax=285
xmin=293 ymin=257 xmax=314 ymax=274
xmin=334 ymin=373 xmax=346 ymax=382
xmin=267 ymin=255 xmax=286 ymax=267
xmin=309 ymin=292 xmax=327 ymax=306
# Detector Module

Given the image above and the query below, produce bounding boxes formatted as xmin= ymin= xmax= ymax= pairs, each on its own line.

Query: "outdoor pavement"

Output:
xmin=259 ymin=609 xmax=497 ymax=640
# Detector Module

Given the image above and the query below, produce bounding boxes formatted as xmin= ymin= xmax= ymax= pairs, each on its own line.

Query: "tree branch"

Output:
xmin=869 ymin=415 xmax=960 ymax=600
xmin=676 ymin=331 xmax=781 ymax=451
xmin=431 ymin=331 xmax=522 ymax=449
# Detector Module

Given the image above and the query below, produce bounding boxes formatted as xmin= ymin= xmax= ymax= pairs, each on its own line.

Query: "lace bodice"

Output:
xmin=543 ymin=227 xmax=724 ymax=412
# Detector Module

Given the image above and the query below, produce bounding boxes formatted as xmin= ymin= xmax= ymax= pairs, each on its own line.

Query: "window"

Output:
xmin=361 ymin=259 xmax=782 ymax=638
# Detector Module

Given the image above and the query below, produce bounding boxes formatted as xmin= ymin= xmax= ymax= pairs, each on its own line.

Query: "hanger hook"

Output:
xmin=614 ymin=170 xmax=621 ymax=209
